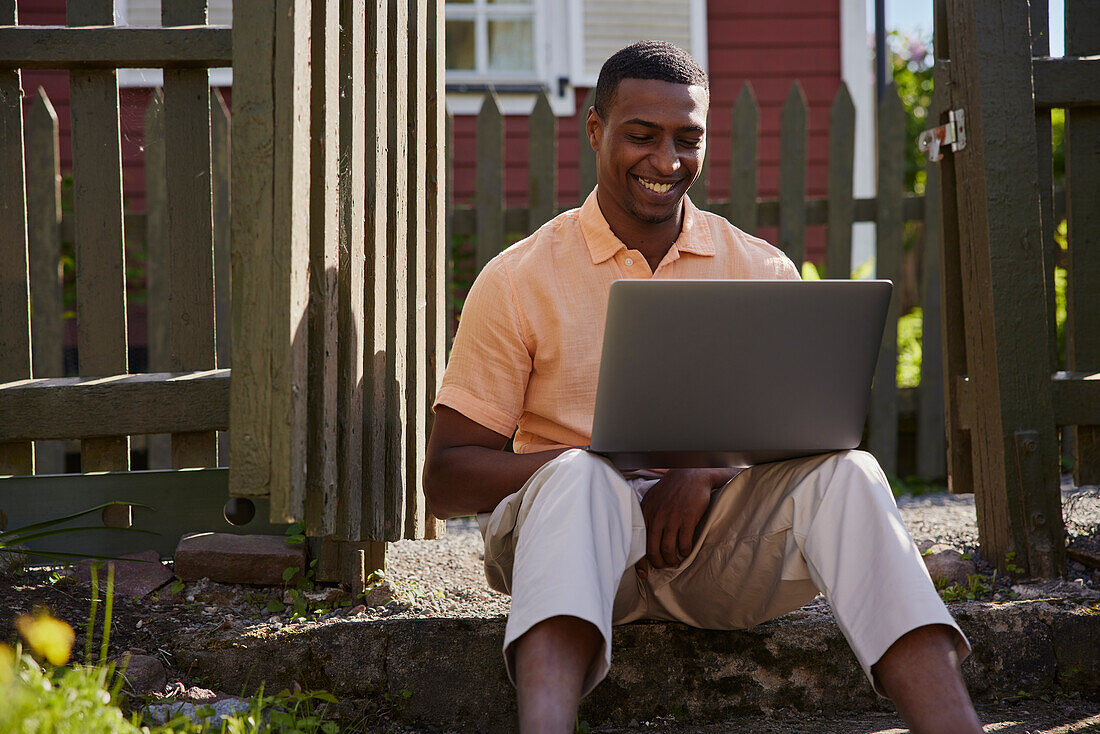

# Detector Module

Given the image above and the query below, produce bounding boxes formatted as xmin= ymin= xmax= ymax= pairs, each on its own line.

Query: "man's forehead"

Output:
xmin=606 ymin=78 xmax=708 ymax=125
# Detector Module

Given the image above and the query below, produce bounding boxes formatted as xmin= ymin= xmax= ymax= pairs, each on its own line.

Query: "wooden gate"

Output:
xmin=932 ymin=0 xmax=1100 ymax=576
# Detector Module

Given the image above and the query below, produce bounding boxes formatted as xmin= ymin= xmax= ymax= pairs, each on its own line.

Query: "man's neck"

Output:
xmin=596 ymin=190 xmax=685 ymax=271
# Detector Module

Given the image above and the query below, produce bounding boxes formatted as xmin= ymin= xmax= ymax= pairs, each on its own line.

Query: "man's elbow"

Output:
xmin=422 ymin=452 xmax=456 ymax=520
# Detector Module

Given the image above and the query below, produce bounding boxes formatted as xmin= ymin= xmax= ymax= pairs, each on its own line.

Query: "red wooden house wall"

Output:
xmin=449 ymin=0 xmax=842 ymax=260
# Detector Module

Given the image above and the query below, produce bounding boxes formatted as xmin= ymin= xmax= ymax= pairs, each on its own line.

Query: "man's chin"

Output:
xmin=627 ymin=198 xmax=683 ymax=225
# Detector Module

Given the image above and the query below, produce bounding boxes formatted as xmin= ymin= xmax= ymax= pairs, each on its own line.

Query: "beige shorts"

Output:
xmin=479 ymin=449 xmax=969 ymax=697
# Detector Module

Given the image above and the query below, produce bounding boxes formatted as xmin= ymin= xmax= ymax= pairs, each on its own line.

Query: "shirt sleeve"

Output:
xmin=432 ymin=256 xmax=532 ymax=437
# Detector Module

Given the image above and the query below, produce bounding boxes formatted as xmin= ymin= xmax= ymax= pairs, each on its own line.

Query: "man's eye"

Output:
xmin=627 ymin=134 xmax=651 ymax=143
xmin=679 ymin=139 xmax=702 ymax=149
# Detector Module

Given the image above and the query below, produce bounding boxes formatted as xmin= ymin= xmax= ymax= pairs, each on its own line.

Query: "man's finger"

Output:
xmin=660 ymin=525 xmax=681 ymax=567
xmin=646 ymin=522 xmax=667 ymax=569
xmin=677 ymin=519 xmax=695 ymax=561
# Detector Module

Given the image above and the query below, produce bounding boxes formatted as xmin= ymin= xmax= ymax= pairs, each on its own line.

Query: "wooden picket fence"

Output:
xmin=448 ymin=82 xmax=979 ymax=481
xmin=0 ymin=0 xmax=447 ymax=582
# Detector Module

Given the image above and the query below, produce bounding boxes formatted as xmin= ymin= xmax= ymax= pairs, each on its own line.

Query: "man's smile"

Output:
xmin=632 ymin=174 xmax=682 ymax=195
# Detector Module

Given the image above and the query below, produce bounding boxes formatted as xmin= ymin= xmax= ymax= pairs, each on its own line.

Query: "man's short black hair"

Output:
xmin=594 ymin=40 xmax=709 ymax=117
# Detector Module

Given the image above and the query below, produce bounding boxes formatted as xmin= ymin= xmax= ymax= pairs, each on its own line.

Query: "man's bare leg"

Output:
xmin=514 ymin=615 xmax=602 ymax=734
xmin=873 ymin=624 xmax=983 ymax=734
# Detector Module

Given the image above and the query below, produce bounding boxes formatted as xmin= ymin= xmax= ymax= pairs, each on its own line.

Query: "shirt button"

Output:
xmin=625 ymin=257 xmax=634 ymax=266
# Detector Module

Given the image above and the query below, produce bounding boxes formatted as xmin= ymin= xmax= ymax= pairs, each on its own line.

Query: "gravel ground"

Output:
xmin=380 ymin=481 xmax=1100 ymax=621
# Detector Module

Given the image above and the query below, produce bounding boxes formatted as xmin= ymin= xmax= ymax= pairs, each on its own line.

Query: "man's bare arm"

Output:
xmin=423 ymin=406 xmax=571 ymax=520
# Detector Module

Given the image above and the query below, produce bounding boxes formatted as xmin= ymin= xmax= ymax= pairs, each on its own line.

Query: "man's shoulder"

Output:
xmin=695 ymin=208 xmax=797 ymax=271
xmin=486 ymin=206 xmax=584 ymax=274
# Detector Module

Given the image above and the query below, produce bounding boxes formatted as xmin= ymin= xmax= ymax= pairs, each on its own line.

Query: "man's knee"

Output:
xmin=528 ymin=448 xmax=631 ymax=506
xmin=795 ymin=449 xmax=894 ymax=510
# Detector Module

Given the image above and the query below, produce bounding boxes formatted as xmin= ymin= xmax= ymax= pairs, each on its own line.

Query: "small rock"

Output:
xmin=215 ymin=619 xmax=232 ymax=631
xmin=268 ymin=615 xmax=281 ymax=624
xmin=363 ymin=580 xmax=396 ymax=607
xmin=922 ymin=545 xmax=977 ymax=588
xmin=119 ymin=653 xmax=167 ymax=695
xmin=174 ymin=533 xmax=306 ymax=585
xmin=144 ymin=696 xmax=252 ymax=727
xmin=71 ymin=550 xmax=173 ymax=597
xmin=348 ymin=604 xmax=366 ymax=616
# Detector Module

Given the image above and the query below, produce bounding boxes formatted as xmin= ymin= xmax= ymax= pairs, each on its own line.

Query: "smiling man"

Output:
xmin=424 ymin=41 xmax=981 ymax=734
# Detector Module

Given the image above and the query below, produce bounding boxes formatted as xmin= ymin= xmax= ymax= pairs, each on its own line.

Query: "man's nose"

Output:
xmin=650 ymin=139 xmax=681 ymax=176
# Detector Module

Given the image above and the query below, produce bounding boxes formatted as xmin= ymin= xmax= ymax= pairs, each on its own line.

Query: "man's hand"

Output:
xmin=636 ymin=468 xmax=738 ymax=579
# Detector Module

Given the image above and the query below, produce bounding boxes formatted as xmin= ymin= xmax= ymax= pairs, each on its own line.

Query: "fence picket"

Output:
xmin=334 ymin=0 xmax=366 ymax=540
xmin=728 ymin=83 xmax=758 ymax=235
xmin=268 ymin=0 xmax=312 ymax=522
xmin=360 ymin=0 xmax=389 ymax=541
xmin=825 ymin=83 xmax=855 ymax=279
xmin=917 ymin=161 xmax=946 ymax=479
xmin=578 ymin=88 xmax=597 ymax=202
xmin=869 ymin=85 xmax=905 ymax=476
xmin=229 ymin=0 xmax=275 ymax=498
xmin=384 ymin=0 xmax=410 ymax=541
xmin=1064 ymin=0 xmax=1100 ymax=484
xmin=424 ymin=0 xmax=446 ymax=539
xmin=68 ymin=0 xmax=130 ymax=506
xmin=445 ymin=110 xmax=455 ymax=351
xmin=688 ymin=155 xmax=708 ymax=209
xmin=163 ymin=0 xmax=217 ymax=470
xmin=528 ymin=91 xmax=556 ymax=232
xmin=306 ymin=0 xmax=339 ymax=536
xmin=0 ymin=0 xmax=32 ymax=475
xmin=778 ymin=82 xmax=807 ymax=268
xmin=212 ymin=90 xmax=231 ymax=372
xmin=211 ymin=89 xmax=231 ymax=467
xmin=475 ymin=92 xmax=504 ymax=273
xmin=405 ymin=0 xmax=428 ymax=539
xmin=25 ymin=89 xmax=65 ymax=475
xmin=144 ymin=91 xmax=171 ymax=471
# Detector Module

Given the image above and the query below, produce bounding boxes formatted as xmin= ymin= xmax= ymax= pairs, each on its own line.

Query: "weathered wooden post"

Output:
xmin=937 ymin=0 xmax=1064 ymax=576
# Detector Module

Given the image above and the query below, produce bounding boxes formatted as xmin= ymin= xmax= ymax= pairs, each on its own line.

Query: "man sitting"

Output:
xmin=424 ymin=40 xmax=981 ymax=734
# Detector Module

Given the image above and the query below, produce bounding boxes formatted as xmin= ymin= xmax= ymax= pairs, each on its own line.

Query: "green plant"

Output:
xmin=936 ymin=572 xmax=995 ymax=603
xmin=1004 ymin=552 xmax=1026 ymax=576
xmin=0 ymin=501 xmax=156 ymax=567
xmin=2 ymin=561 xmax=346 ymax=734
xmin=887 ymin=472 xmax=946 ymax=498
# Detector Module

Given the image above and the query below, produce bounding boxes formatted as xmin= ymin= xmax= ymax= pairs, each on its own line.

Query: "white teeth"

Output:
xmin=637 ymin=177 xmax=674 ymax=194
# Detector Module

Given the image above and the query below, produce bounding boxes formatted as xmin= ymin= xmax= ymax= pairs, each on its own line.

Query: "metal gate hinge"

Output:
xmin=918 ymin=108 xmax=967 ymax=162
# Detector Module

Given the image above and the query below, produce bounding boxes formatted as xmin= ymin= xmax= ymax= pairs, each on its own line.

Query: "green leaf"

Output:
xmin=0 ymin=502 xmax=155 ymax=543
xmin=265 ymin=599 xmax=286 ymax=613
xmin=0 ymin=525 xmax=158 ymax=548
xmin=282 ymin=567 xmax=298 ymax=582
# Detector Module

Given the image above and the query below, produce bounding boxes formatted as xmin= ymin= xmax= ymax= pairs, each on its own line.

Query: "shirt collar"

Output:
xmin=579 ymin=188 xmax=716 ymax=265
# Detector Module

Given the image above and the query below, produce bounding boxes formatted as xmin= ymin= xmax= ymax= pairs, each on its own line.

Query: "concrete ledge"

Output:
xmin=172 ymin=599 xmax=1099 ymax=732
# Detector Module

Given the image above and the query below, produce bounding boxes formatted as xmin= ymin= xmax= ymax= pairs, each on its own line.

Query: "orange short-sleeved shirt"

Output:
xmin=433 ymin=189 xmax=799 ymax=454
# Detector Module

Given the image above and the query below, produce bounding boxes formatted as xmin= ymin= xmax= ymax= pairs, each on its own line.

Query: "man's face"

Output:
xmin=587 ymin=78 xmax=708 ymax=226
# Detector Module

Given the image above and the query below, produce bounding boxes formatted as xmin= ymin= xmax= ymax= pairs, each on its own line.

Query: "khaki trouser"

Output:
xmin=479 ymin=449 xmax=969 ymax=697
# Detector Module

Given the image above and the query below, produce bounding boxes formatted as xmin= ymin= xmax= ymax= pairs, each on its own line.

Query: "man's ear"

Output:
xmin=585 ymin=106 xmax=602 ymax=153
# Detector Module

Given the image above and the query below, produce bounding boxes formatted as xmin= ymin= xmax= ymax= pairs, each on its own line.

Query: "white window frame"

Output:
xmin=446 ymin=0 xmax=708 ymax=117
xmin=446 ymin=0 xmax=576 ymax=116
xmin=114 ymin=0 xmax=232 ymax=88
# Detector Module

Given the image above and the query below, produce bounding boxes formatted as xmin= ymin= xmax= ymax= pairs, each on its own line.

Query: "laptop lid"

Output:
xmin=588 ymin=279 xmax=893 ymax=468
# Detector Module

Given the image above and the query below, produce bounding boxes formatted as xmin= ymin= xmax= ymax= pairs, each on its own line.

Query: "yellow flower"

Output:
xmin=15 ymin=614 xmax=74 ymax=666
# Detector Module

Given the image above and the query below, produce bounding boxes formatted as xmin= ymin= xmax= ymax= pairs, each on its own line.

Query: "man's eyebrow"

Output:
xmin=621 ymin=118 xmax=704 ymax=134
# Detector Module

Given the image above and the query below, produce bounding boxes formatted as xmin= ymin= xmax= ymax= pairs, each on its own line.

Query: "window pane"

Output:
xmin=487 ymin=18 xmax=533 ymax=72
xmin=446 ymin=19 xmax=476 ymax=70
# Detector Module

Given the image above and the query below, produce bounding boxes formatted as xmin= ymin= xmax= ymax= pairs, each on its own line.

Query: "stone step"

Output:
xmin=173 ymin=597 xmax=1098 ymax=732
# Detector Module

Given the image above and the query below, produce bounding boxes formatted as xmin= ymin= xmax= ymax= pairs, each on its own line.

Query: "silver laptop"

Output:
xmin=587 ymin=279 xmax=893 ymax=469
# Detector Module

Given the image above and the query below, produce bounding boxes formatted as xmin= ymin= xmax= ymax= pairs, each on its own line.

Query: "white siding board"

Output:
xmin=581 ymin=0 xmax=693 ymax=80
